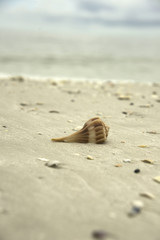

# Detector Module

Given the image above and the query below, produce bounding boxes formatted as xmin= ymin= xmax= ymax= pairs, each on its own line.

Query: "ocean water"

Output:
xmin=0 ymin=28 xmax=160 ymax=82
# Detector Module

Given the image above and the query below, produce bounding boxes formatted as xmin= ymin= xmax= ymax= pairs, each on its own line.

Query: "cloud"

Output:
xmin=0 ymin=0 xmax=160 ymax=28
xmin=78 ymin=0 xmax=115 ymax=12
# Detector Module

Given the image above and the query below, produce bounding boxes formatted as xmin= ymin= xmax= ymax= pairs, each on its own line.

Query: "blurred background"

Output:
xmin=0 ymin=0 xmax=160 ymax=82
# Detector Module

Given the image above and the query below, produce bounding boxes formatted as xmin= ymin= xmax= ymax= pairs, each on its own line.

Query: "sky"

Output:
xmin=0 ymin=0 xmax=160 ymax=30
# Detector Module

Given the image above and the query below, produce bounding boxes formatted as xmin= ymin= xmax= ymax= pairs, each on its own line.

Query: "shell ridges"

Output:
xmin=51 ymin=117 xmax=109 ymax=144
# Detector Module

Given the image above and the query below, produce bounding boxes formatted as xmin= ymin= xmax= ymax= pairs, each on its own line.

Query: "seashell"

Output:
xmin=87 ymin=155 xmax=94 ymax=160
xmin=51 ymin=117 xmax=109 ymax=144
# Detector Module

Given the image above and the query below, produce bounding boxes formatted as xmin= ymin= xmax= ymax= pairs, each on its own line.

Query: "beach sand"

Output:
xmin=0 ymin=77 xmax=160 ymax=240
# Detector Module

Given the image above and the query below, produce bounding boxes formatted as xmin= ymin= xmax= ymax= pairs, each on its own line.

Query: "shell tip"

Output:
xmin=51 ymin=138 xmax=65 ymax=142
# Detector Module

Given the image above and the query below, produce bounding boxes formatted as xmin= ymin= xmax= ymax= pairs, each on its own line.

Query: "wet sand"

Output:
xmin=0 ymin=77 xmax=160 ymax=240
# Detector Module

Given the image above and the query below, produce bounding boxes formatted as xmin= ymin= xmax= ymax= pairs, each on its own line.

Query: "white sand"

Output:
xmin=0 ymin=77 xmax=160 ymax=240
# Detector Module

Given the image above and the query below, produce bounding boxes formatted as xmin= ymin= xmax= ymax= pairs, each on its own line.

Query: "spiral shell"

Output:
xmin=51 ymin=117 xmax=109 ymax=144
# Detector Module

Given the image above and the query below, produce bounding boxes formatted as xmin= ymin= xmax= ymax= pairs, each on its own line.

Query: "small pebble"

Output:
xmin=123 ymin=159 xmax=131 ymax=163
xmin=130 ymin=102 xmax=134 ymax=105
xmin=20 ymin=103 xmax=28 ymax=106
xmin=2 ymin=126 xmax=7 ymax=128
xmin=138 ymin=145 xmax=149 ymax=148
xmin=141 ymin=159 xmax=154 ymax=164
xmin=118 ymin=95 xmax=131 ymax=100
xmin=140 ymin=192 xmax=155 ymax=199
xmin=128 ymin=200 xmax=144 ymax=217
xmin=27 ymin=108 xmax=37 ymax=112
xmin=67 ymin=120 xmax=73 ymax=123
xmin=129 ymin=207 xmax=141 ymax=216
xmin=74 ymin=153 xmax=80 ymax=156
xmin=146 ymin=131 xmax=158 ymax=134
xmin=10 ymin=76 xmax=24 ymax=82
xmin=49 ymin=110 xmax=59 ymax=113
xmin=37 ymin=157 xmax=49 ymax=162
xmin=151 ymin=94 xmax=158 ymax=99
xmin=114 ymin=164 xmax=122 ymax=167
xmin=134 ymin=168 xmax=140 ymax=173
xmin=67 ymin=90 xmax=81 ymax=94
xmin=92 ymin=230 xmax=108 ymax=239
xmin=122 ymin=111 xmax=127 ymax=115
xmin=153 ymin=176 xmax=160 ymax=183
xmin=87 ymin=155 xmax=94 ymax=160
xmin=51 ymin=81 xmax=58 ymax=86
xmin=139 ymin=104 xmax=151 ymax=108
xmin=45 ymin=160 xmax=61 ymax=168
xmin=36 ymin=102 xmax=43 ymax=105
xmin=133 ymin=200 xmax=144 ymax=209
